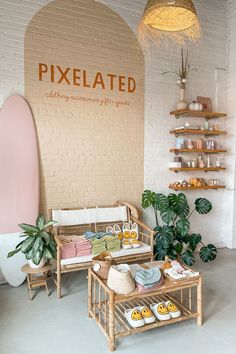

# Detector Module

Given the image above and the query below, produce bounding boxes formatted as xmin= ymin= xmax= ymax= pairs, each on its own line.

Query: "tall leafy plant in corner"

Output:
xmin=142 ymin=191 xmax=217 ymax=266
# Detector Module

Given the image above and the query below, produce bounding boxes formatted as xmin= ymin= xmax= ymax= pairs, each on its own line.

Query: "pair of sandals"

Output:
xmin=125 ymin=301 xmax=181 ymax=328
xmin=106 ymin=222 xmax=141 ymax=249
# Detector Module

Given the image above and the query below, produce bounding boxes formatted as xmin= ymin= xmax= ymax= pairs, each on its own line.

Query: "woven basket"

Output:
xmin=107 ymin=264 xmax=136 ymax=295
xmin=92 ymin=252 xmax=115 ymax=280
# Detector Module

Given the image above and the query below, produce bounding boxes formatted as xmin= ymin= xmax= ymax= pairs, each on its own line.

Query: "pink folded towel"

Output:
xmin=136 ymin=276 xmax=164 ymax=293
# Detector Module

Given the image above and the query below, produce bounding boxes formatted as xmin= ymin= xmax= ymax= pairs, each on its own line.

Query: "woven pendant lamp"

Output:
xmin=139 ymin=0 xmax=201 ymax=45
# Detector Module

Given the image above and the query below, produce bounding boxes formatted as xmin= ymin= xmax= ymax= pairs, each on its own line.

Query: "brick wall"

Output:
xmin=24 ymin=0 xmax=144 ymax=214
xmin=0 ymin=0 xmax=233 ymax=284
xmin=226 ymin=0 xmax=236 ymax=248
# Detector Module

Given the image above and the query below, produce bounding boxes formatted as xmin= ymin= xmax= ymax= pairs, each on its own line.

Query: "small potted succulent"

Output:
xmin=8 ymin=215 xmax=57 ymax=268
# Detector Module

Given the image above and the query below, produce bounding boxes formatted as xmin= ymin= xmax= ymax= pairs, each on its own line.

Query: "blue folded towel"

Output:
xmin=84 ymin=231 xmax=112 ymax=240
xmin=135 ymin=267 xmax=161 ymax=287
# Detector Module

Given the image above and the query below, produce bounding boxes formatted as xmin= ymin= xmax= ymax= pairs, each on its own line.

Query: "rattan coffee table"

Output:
xmin=88 ymin=264 xmax=203 ymax=351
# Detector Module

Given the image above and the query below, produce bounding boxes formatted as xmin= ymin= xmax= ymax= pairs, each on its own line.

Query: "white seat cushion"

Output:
xmin=61 ymin=243 xmax=152 ymax=266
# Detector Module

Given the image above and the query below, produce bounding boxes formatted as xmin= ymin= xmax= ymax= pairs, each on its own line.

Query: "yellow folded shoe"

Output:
xmin=130 ymin=222 xmax=139 ymax=240
xmin=123 ymin=222 xmax=131 ymax=239
xmin=131 ymin=240 xmax=141 ymax=248
xmin=113 ymin=224 xmax=123 ymax=240
xmin=122 ymin=240 xmax=132 ymax=249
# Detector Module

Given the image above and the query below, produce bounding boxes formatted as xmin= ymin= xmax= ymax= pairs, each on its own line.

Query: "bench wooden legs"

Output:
xmin=197 ymin=277 xmax=203 ymax=326
xmin=57 ymin=245 xmax=62 ymax=299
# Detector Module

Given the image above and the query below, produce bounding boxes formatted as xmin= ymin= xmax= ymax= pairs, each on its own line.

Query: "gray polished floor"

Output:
xmin=0 ymin=248 xmax=236 ymax=354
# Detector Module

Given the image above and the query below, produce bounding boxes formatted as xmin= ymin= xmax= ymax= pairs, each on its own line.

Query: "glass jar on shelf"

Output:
xmin=191 ymin=158 xmax=197 ymax=168
xmin=198 ymin=154 xmax=205 ymax=168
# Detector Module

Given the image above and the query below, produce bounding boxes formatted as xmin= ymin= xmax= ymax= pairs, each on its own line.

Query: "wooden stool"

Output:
xmin=21 ymin=263 xmax=54 ymax=300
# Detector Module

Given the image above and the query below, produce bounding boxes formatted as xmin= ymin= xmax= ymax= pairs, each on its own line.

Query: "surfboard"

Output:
xmin=0 ymin=95 xmax=39 ymax=286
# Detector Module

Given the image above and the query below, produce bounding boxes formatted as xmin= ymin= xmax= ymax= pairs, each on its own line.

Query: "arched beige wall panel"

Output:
xmin=25 ymin=0 xmax=144 ymax=213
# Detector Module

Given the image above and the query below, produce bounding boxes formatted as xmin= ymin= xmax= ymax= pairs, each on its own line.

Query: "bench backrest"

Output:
xmin=49 ymin=202 xmax=138 ymax=236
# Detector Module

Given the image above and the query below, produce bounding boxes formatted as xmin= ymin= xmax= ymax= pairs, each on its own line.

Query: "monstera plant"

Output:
xmin=8 ymin=215 xmax=57 ymax=268
xmin=142 ymin=191 xmax=217 ymax=266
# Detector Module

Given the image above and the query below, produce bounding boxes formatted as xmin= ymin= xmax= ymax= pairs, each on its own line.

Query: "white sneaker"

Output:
xmin=165 ymin=300 xmax=181 ymax=318
xmin=130 ymin=222 xmax=139 ymax=240
xmin=122 ymin=240 xmax=132 ymax=249
xmin=131 ymin=240 xmax=141 ymax=248
xmin=150 ymin=302 xmax=171 ymax=321
xmin=106 ymin=226 xmax=114 ymax=234
xmin=138 ymin=306 xmax=156 ymax=324
xmin=124 ymin=308 xmax=145 ymax=328
xmin=123 ymin=222 xmax=131 ymax=240
xmin=113 ymin=224 xmax=123 ymax=240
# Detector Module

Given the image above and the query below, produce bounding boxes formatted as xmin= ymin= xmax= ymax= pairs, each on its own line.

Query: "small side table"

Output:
xmin=21 ymin=263 xmax=55 ymax=300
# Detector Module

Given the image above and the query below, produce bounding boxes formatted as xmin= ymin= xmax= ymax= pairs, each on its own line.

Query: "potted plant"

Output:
xmin=142 ymin=191 xmax=217 ymax=266
xmin=7 ymin=215 xmax=57 ymax=269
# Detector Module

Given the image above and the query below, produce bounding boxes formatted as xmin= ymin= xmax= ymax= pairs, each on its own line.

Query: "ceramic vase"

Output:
xmin=177 ymin=88 xmax=188 ymax=110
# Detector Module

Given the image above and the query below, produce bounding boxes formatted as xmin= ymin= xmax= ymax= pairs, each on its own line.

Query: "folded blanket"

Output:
xmin=85 ymin=231 xmax=112 ymax=240
xmin=135 ymin=267 xmax=162 ymax=287
xmin=136 ymin=275 xmax=164 ymax=292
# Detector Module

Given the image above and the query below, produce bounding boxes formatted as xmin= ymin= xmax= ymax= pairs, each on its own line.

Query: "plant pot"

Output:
xmin=177 ymin=88 xmax=188 ymax=110
xmin=28 ymin=257 xmax=46 ymax=269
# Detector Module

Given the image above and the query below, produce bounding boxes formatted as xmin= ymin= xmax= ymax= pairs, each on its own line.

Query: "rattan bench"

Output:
xmin=50 ymin=201 xmax=155 ymax=298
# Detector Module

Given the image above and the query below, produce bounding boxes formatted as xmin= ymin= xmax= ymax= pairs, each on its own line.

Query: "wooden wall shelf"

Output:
xmin=170 ymin=110 xmax=227 ymax=119
xmin=169 ymin=167 xmax=226 ymax=173
xmin=170 ymin=149 xmax=227 ymax=154
xmin=170 ymin=129 xmax=227 ymax=136
xmin=169 ymin=185 xmax=225 ymax=191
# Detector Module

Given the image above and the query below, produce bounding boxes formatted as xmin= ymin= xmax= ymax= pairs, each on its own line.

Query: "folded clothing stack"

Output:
xmin=60 ymin=236 xmax=92 ymax=259
xmin=91 ymin=238 xmax=106 ymax=255
xmin=75 ymin=237 xmax=92 ymax=257
xmin=135 ymin=267 xmax=164 ymax=292
xmin=61 ymin=242 xmax=77 ymax=259
xmin=103 ymin=235 xmax=121 ymax=252
xmin=164 ymin=260 xmax=199 ymax=280
xmin=85 ymin=231 xmax=111 ymax=240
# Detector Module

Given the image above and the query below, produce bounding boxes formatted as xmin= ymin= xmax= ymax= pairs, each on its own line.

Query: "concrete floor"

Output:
xmin=0 ymin=249 xmax=236 ymax=354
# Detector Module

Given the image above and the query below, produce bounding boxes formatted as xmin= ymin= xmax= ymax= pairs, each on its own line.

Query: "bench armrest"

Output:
xmin=131 ymin=216 xmax=155 ymax=236
xmin=116 ymin=200 xmax=139 ymax=219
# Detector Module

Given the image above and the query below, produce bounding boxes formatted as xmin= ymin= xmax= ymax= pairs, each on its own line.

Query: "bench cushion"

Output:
xmin=61 ymin=243 xmax=152 ymax=266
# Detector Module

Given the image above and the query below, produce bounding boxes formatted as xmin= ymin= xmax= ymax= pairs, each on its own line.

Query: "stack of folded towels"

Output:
xmin=60 ymin=236 xmax=92 ymax=259
xmin=76 ymin=237 xmax=92 ymax=257
xmin=103 ymin=235 xmax=121 ymax=252
xmin=91 ymin=238 xmax=106 ymax=255
xmin=85 ymin=231 xmax=121 ymax=254
xmin=135 ymin=267 xmax=164 ymax=292
xmin=61 ymin=241 xmax=77 ymax=259
xmin=85 ymin=231 xmax=109 ymax=240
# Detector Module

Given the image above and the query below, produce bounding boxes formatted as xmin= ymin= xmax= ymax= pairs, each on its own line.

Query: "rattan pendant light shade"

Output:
xmin=139 ymin=0 xmax=201 ymax=45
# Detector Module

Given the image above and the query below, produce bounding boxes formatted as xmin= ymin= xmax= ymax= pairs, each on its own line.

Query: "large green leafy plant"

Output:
xmin=142 ymin=191 xmax=217 ymax=266
xmin=8 ymin=215 xmax=57 ymax=265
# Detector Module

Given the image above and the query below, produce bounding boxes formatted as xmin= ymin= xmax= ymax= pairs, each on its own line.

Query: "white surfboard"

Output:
xmin=0 ymin=95 xmax=39 ymax=286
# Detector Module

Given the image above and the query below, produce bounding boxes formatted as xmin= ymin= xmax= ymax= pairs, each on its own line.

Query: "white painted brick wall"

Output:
xmin=226 ymin=0 xmax=236 ymax=248
xmin=0 ymin=0 xmax=233 ymax=284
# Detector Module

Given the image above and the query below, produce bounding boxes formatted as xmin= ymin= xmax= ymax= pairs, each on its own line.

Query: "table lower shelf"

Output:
xmin=88 ymin=268 xmax=202 ymax=351
xmin=113 ymin=294 xmax=197 ymax=338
